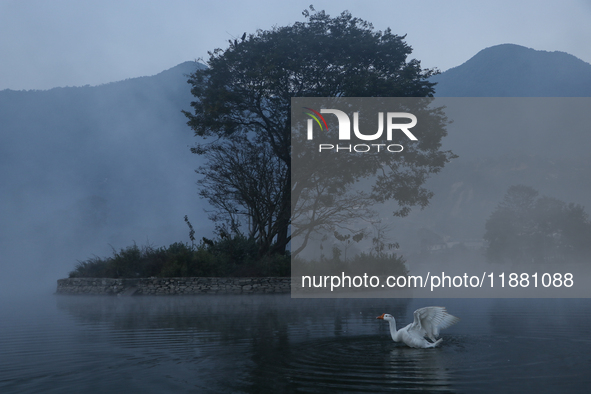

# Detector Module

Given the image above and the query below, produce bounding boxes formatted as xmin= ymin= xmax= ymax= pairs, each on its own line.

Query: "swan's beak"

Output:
xmin=376 ymin=313 xmax=385 ymax=320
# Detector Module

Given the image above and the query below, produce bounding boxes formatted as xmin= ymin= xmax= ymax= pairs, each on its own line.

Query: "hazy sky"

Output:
xmin=1 ymin=0 xmax=590 ymax=91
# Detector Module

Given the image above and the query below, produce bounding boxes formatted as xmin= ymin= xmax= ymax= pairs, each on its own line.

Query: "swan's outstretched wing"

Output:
xmin=410 ymin=306 xmax=460 ymax=341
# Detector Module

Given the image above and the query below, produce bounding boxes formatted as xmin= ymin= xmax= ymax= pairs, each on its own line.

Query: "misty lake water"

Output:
xmin=1 ymin=294 xmax=590 ymax=393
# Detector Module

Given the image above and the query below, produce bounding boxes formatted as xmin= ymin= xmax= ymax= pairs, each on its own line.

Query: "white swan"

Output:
xmin=377 ymin=307 xmax=460 ymax=348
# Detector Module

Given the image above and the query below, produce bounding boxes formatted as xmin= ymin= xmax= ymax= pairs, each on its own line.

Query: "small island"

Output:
xmin=56 ymin=234 xmax=291 ymax=296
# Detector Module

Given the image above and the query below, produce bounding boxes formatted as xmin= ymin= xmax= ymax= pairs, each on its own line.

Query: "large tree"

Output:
xmin=184 ymin=7 xmax=452 ymax=256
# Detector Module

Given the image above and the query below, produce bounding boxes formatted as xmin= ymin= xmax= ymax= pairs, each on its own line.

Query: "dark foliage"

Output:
xmin=68 ymin=236 xmax=290 ymax=278
xmin=183 ymin=7 xmax=451 ymax=258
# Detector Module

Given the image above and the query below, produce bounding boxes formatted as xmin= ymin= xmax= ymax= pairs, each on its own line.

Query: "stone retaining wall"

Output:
xmin=56 ymin=277 xmax=291 ymax=295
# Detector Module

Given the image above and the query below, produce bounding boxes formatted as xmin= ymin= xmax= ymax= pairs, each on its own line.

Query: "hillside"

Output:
xmin=432 ymin=44 xmax=591 ymax=97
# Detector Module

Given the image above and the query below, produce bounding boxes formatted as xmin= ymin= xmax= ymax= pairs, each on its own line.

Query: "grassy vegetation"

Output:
xmin=69 ymin=235 xmax=290 ymax=278
xmin=68 ymin=228 xmax=407 ymax=279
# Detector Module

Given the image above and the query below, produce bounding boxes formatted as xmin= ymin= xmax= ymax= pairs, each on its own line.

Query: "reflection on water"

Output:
xmin=1 ymin=295 xmax=590 ymax=393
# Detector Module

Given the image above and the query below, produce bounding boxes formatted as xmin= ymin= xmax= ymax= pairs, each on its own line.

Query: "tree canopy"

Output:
xmin=184 ymin=7 xmax=452 ymax=257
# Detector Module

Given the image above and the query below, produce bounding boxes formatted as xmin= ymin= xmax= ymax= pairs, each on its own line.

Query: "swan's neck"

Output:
xmin=388 ymin=318 xmax=399 ymax=341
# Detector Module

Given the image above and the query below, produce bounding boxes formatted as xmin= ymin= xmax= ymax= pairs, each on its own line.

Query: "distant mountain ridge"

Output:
xmin=432 ymin=44 xmax=591 ymax=97
xmin=1 ymin=61 xmax=204 ymax=93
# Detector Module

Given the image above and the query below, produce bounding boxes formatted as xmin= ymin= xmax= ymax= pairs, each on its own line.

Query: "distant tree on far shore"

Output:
xmin=484 ymin=185 xmax=591 ymax=263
